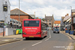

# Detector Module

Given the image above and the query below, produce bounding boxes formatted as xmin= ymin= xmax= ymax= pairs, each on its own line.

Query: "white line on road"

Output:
xmin=32 ymin=41 xmax=42 ymax=46
xmin=32 ymin=30 xmax=51 ymax=47
xmin=45 ymin=31 xmax=51 ymax=41
xmin=13 ymin=38 xmax=16 ymax=39
xmin=67 ymin=43 xmax=72 ymax=50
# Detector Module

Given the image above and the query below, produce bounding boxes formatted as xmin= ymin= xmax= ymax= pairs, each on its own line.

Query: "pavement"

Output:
xmin=0 ymin=34 xmax=22 ymax=38
xmin=60 ymin=31 xmax=75 ymax=50
xmin=0 ymin=34 xmax=23 ymax=45
xmin=0 ymin=30 xmax=74 ymax=50
xmin=60 ymin=31 xmax=75 ymax=40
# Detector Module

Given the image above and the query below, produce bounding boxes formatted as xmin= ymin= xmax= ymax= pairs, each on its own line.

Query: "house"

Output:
xmin=0 ymin=0 xmax=10 ymax=24
xmin=71 ymin=9 xmax=75 ymax=30
xmin=45 ymin=15 xmax=54 ymax=29
xmin=10 ymin=8 xmax=34 ymax=23
xmin=53 ymin=21 xmax=61 ymax=29
xmin=60 ymin=17 xmax=65 ymax=31
xmin=63 ymin=14 xmax=71 ymax=30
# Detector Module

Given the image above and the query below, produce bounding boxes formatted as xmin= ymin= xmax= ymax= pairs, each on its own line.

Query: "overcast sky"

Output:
xmin=9 ymin=0 xmax=75 ymax=20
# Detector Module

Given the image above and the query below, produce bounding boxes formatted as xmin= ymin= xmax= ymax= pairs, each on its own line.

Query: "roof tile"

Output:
xmin=10 ymin=8 xmax=29 ymax=15
xmin=54 ymin=21 xmax=61 ymax=24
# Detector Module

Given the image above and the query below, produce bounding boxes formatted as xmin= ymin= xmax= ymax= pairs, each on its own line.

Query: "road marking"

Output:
xmin=32 ymin=30 xmax=51 ymax=46
xmin=45 ymin=31 xmax=51 ymax=41
xmin=32 ymin=41 xmax=42 ymax=46
xmin=23 ymin=48 xmax=26 ymax=50
xmin=13 ymin=38 xmax=16 ymax=39
xmin=2 ymin=39 xmax=9 ymax=41
xmin=67 ymin=43 xmax=72 ymax=50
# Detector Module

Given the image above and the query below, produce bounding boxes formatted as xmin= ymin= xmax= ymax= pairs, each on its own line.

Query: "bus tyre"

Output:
xmin=44 ymin=36 xmax=47 ymax=38
xmin=45 ymin=35 xmax=47 ymax=37
xmin=40 ymin=37 xmax=43 ymax=39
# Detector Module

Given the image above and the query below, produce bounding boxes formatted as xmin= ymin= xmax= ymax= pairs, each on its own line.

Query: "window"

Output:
xmin=13 ymin=21 xmax=15 ymax=23
xmin=58 ymin=24 xmax=59 ymax=25
xmin=5 ymin=1 xmax=7 ymax=4
xmin=55 ymin=24 xmax=56 ymax=26
xmin=49 ymin=23 xmax=51 ymax=25
xmin=24 ymin=21 xmax=39 ymax=27
xmin=49 ymin=20 xmax=51 ymax=22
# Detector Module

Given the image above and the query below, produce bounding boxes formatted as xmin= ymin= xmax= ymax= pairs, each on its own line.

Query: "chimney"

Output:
xmin=65 ymin=13 xmax=69 ymax=16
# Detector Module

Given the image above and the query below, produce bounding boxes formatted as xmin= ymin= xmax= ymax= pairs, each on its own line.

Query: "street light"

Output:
xmin=70 ymin=6 xmax=72 ymax=30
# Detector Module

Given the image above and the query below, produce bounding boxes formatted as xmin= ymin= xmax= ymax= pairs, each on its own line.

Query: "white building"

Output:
xmin=53 ymin=21 xmax=61 ymax=29
xmin=0 ymin=0 xmax=10 ymax=24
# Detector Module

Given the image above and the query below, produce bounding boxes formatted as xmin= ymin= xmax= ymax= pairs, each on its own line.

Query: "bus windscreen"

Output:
xmin=24 ymin=21 xmax=39 ymax=27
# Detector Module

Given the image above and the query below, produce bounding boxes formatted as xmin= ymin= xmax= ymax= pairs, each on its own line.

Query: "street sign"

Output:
xmin=3 ymin=5 xmax=8 ymax=12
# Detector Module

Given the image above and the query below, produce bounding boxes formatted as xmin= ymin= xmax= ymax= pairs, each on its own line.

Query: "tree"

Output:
xmin=41 ymin=18 xmax=45 ymax=21
xmin=36 ymin=17 xmax=39 ymax=19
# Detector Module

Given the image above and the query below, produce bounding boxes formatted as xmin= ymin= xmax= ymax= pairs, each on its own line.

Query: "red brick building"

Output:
xmin=10 ymin=8 xmax=33 ymax=23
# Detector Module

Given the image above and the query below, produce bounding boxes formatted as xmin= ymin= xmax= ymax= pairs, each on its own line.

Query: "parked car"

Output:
xmin=53 ymin=28 xmax=59 ymax=33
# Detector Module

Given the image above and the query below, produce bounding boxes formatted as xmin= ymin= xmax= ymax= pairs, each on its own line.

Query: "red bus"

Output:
xmin=22 ymin=19 xmax=48 ymax=39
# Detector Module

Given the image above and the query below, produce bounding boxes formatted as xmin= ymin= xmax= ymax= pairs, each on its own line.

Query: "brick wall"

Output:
xmin=10 ymin=15 xmax=29 ymax=23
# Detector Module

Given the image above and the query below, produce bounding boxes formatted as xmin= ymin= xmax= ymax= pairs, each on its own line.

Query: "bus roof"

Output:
xmin=23 ymin=19 xmax=41 ymax=21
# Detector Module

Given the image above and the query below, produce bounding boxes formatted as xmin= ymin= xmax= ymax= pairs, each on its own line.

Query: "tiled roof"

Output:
xmin=63 ymin=16 xmax=71 ymax=21
xmin=30 ymin=15 xmax=35 ymax=18
xmin=10 ymin=8 xmax=29 ymax=15
xmin=45 ymin=16 xmax=52 ymax=21
xmin=54 ymin=21 xmax=61 ymax=24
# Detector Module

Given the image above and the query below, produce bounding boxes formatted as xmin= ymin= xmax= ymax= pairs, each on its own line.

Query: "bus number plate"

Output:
xmin=29 ymin=36 xmax=34 ymax=37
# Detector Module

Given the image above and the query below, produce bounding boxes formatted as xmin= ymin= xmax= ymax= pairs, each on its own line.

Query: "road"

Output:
xmin=0 ymin=30 xmax=74 ymax=50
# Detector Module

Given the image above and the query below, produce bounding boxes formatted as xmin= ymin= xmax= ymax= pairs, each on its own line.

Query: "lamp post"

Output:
xmin=70 ymin=6 xmax=72 ymax=30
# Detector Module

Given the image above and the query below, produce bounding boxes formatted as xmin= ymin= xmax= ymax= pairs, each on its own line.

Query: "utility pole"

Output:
xmin=34 ymin=12 xmax=36 ymax=19
xmin=19 ymin=0 xmax=20 ymax=22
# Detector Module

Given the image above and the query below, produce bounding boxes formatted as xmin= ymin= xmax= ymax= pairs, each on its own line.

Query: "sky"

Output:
xmin=9 ymin=0 xmax=75 ymax=20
